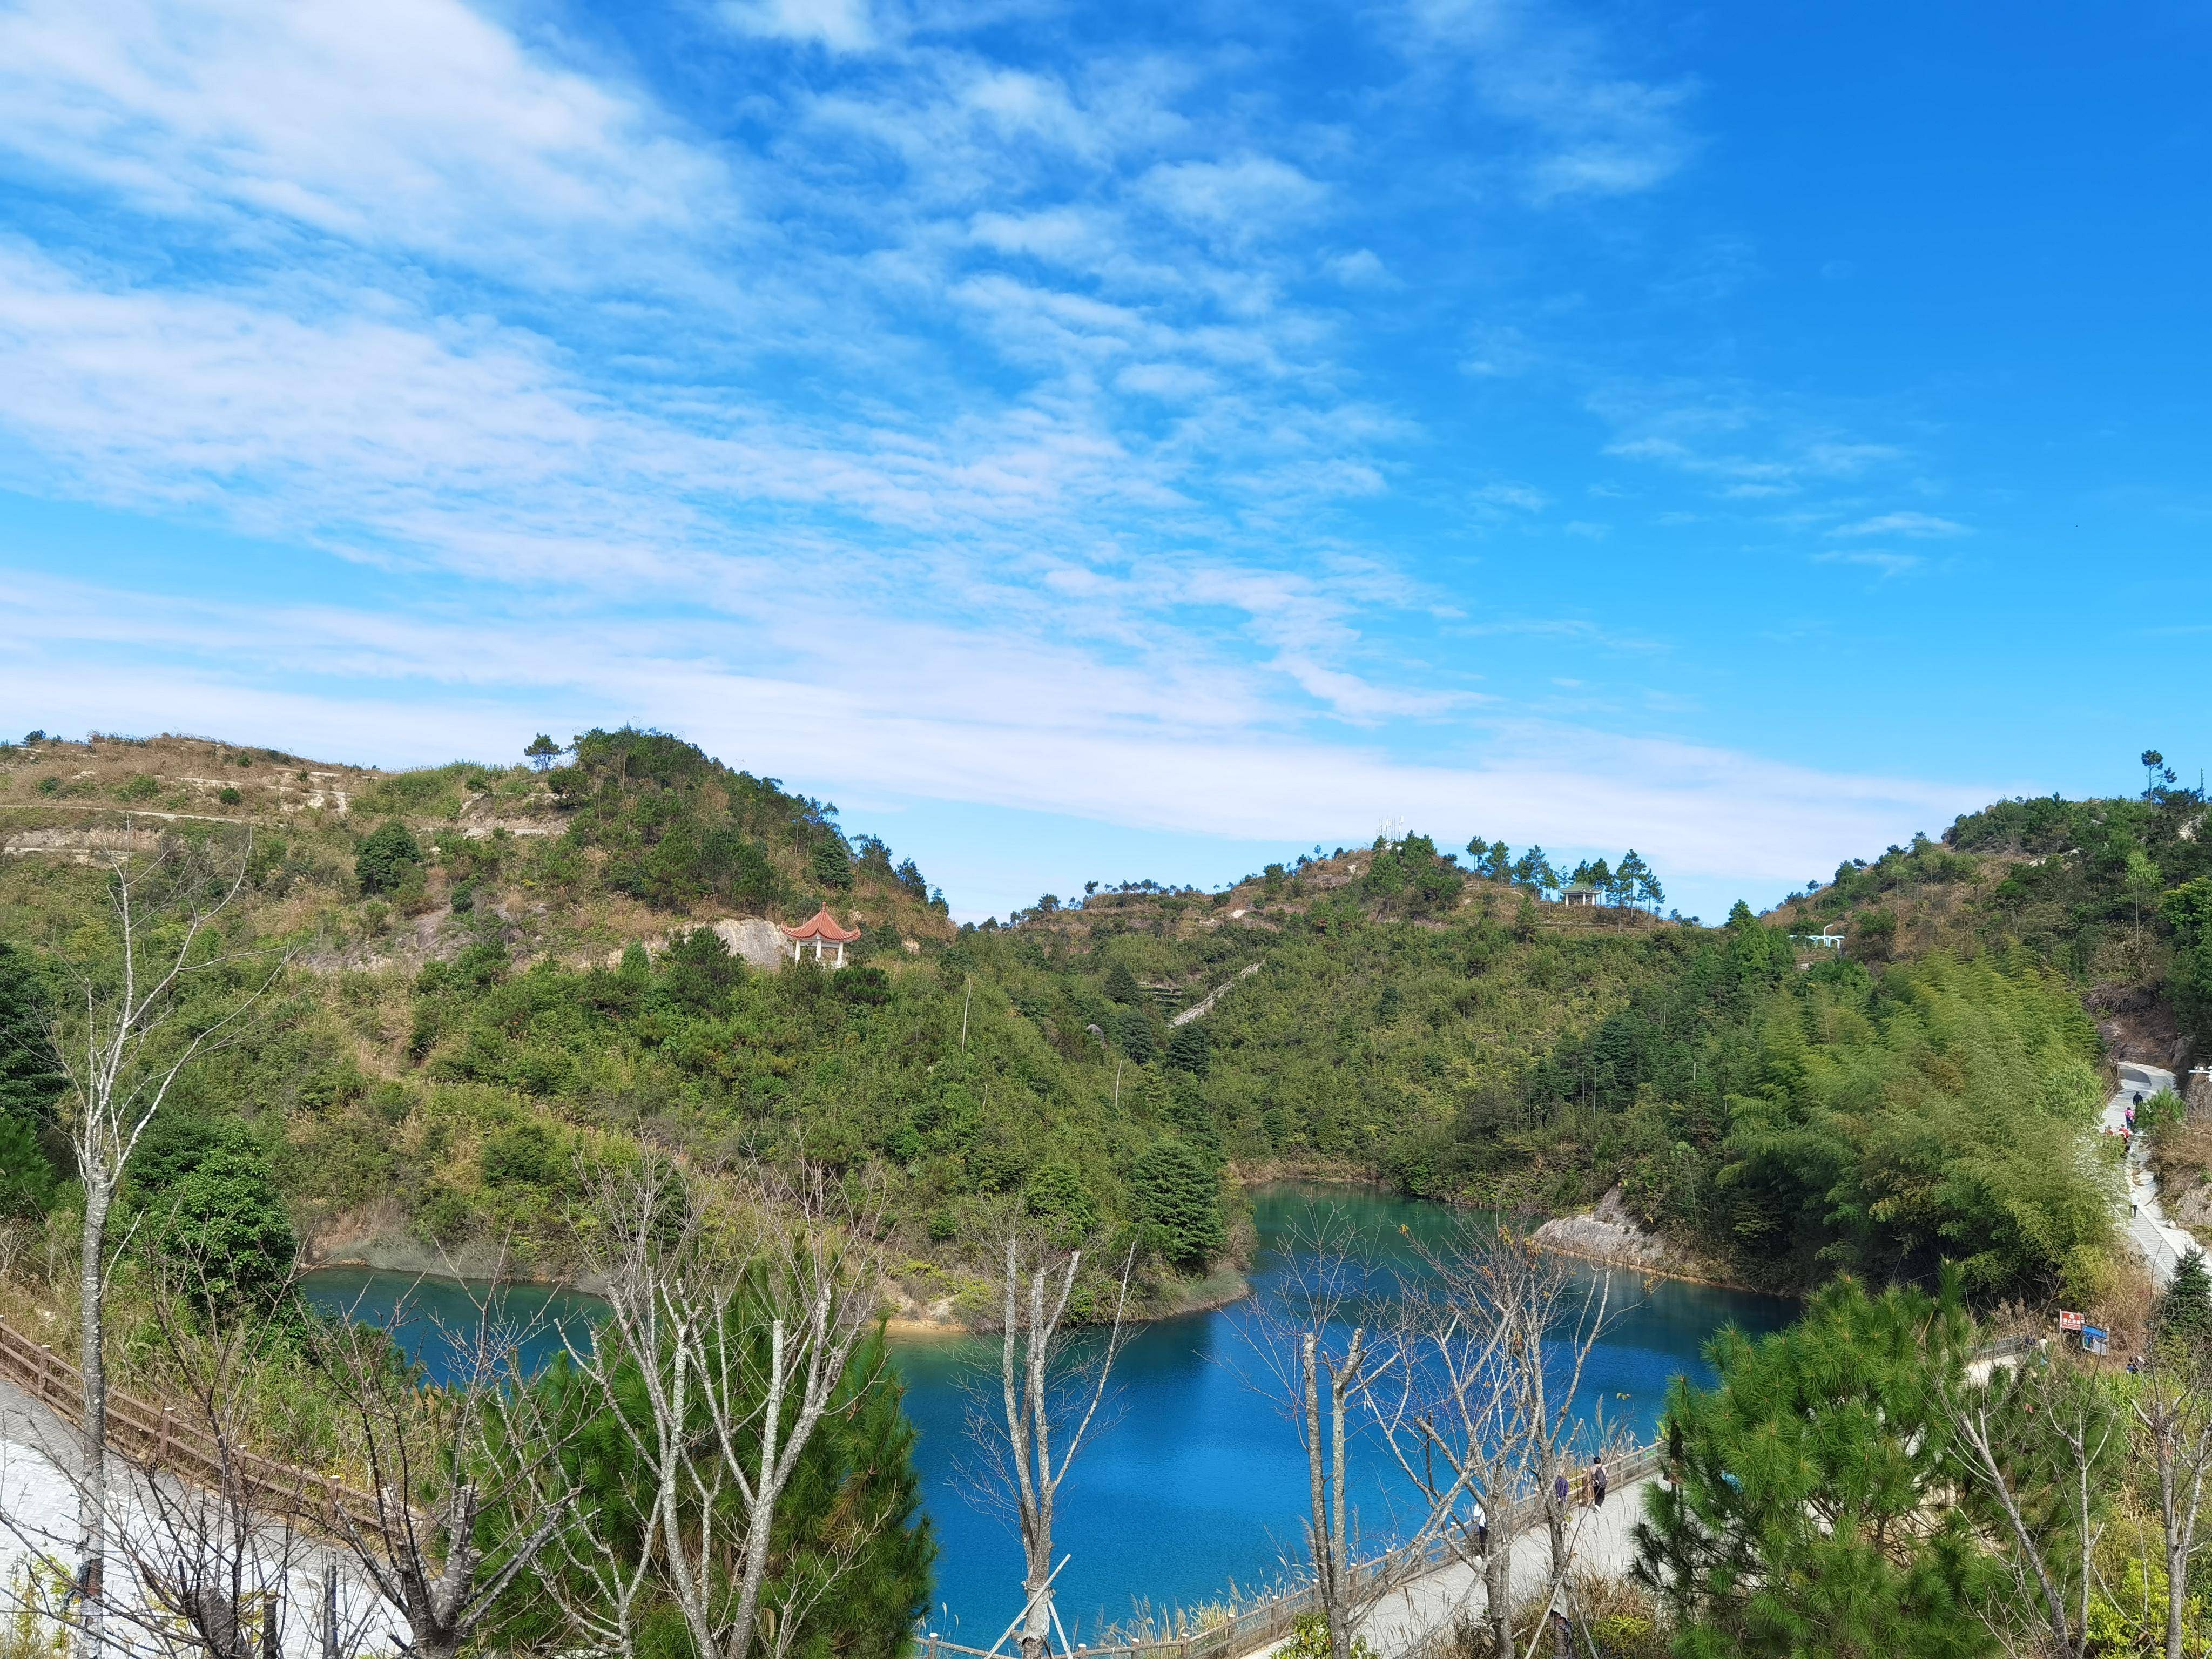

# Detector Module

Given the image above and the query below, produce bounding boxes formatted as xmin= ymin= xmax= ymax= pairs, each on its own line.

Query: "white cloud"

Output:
xmin=720 ymin=0 xmax=877 ymax=50
xmin=1815 ymin=549 xmax=1923 ymax=578
xmin=1474 ymin=481 xmax=1548 ymax=512
xmin=1398 ymin=0 xmax=1697 ymax=203
xmin=1827 ymin=511 xmax=1971 ymax=539
xmin=0 ymin=0 xmax=726 ymax=279
xmin=1138 ymin=157 xmax=1326 ymax=236
xmin=3 ymin=572 xmax=1993 ymax=908
xmin=1325 ymin=249 xmax=1393 ymax=287
xmin=0 ymin=0 xmax=2001 ymax=926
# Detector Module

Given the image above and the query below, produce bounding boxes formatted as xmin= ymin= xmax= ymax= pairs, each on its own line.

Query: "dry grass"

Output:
xmin=2148 ymin=1115 xmax=2212 ymax=1243
xmin=1416 ymin=1572 xmax=1668 ymax=1659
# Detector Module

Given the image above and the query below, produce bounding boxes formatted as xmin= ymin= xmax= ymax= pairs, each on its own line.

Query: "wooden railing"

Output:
xmin=0 ymin=1317 xmax=384 ymax=1534
xmin=920 ymin=1442 xmax=1664 ymax=1659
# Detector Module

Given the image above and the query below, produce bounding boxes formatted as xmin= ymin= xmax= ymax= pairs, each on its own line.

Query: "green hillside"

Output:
xmin=0 ymin=727 xmax=2187 ymax=1316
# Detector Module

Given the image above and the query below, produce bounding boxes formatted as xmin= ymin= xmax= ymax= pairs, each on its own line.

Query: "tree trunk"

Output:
xmin=2163 ymin=1452 xmax=2188 ymax=1659
xmin=1546 ymin=1474 xmax=1568 ymax=1594
xmin=1483 ymin=1531 xmax=1512 ymax=1659
xmin=1328 ymin=1353 xmax=1352 ymax=1659
xmin=1019 ymin=1530 xmax=1053 ymax=1659
xmin=727 ymin=1317 xmax=788 ymax=1659
xmin=77 ymin=1178 xmax=110 ymax=1656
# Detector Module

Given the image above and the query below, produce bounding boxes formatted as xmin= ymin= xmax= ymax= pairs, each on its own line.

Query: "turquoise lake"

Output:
xmin=301 ymin=1186 xmax=1791 ymax=1644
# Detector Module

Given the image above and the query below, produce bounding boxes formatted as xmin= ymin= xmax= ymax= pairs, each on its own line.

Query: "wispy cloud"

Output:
xmin=1815 ymin=549 xmax=1923 ymax=578
xmin=1827 ymin=511 xmax=1972 ymax=539
xmin=2 ymin=571 xmax=1991 ymax=906
xmin=1398 ymin=0 xmax=1698 ymax=203
xmin=0 ymin=0 xmax=2006 ymax=920
xmin=0 ymin=0 xmax=728 ymax=282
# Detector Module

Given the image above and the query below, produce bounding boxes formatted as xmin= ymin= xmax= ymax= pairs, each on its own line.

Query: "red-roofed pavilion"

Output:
xmin=782 ymin=905 xmax=861 ymax=968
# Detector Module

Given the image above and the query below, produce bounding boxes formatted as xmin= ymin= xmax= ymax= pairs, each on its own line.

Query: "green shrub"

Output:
xmin=355 ymin=818 xmax=423 ymax=896
xmin=1279 ymin=1615 xmax=1375 ymax=1659
xmin=217 ymin=786 xmax=242 ymax=806
xmin=481 ymin=1121 xmax=560 ymax=1186
xmin=1023 ymin=1161 xmax=1098 ymax=1245
xmin=154 ymin=1146 xmax=298 ymax=1316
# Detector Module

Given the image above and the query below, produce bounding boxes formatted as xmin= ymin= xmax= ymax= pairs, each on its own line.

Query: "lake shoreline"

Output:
xmin=308 ymin=1186 xmax=1798 ymax=1638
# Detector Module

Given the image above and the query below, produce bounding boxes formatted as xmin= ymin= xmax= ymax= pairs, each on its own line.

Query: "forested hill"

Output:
xmin=0 ymin=727 xmax=2190 ymax=1316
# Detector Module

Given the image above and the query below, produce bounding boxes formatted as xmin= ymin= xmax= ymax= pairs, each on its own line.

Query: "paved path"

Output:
xmin=0 ymin=1371 xmax=396 ymax=1656
xmin=1357 ymin=1488 xmax=1650 ymax=1657
xmin=2107 ymin=1062 xmax=2198 ymax=1287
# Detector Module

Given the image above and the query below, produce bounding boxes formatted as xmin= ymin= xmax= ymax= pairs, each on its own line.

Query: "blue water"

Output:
xmin=301 ymin=1187 xmax=1791 ymax=1644
xmin=298 ymin=1268 xmax=598 ymax=1379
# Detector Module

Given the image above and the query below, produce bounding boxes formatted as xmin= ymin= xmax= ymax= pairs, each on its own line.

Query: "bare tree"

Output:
xmin=304 ymin=1276 xmax=578 ymax=1659
xmin=111 ymin=1278 xmax=333 ymax=1659
xmin=1236 ymin=1208 xmax=1431 ymax=1659
xmin=1939 ymin=1339 xmax=2128 ymax=1659
xmin=963 ymin=1231 xmax=1134 ymax=1659
xmin=0 ymin=1263 xmax=372 ymax=1659
xmin=1366 ymin=1224 xmax=1624 ymax=1659
xmin=44 ymin=828 xmax=284 ymax=1654
xmin=2127 ymin=1344 xmax=2212 ymax=1659
xmin=543 ymin=1157 xmax=899 ymax=1659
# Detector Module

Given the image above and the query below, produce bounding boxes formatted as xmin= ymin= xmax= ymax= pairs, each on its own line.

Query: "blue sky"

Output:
xmin=1 ymin=0 xmax=2207 ymax=922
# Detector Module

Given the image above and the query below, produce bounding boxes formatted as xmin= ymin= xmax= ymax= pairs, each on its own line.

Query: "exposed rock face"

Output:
xmin=1533 ymin=1187 xmax=1681 ymax=1272
xmin=2089 ymin=982 xmax=2190 ymax=1071
xmin=713 ymin=916 xmax=786 ymax=971
xmin=602 ymin=916 xmax=788 ymax=972
xmin=2188 ymin=1067 xmax=2212 ymax=1119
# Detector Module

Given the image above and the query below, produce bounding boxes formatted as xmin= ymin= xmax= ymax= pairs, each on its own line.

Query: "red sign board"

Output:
xmin=2059 ymin=1310 xmax=2085 ymax=1331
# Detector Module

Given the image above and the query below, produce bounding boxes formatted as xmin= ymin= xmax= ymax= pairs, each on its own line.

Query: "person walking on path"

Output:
xmin=1554 ymin=1469 xmax=1570 ymax=1509
xmin=1590 ymin=1455 xmax=1609 ymax=1508
xmin=1470 ymin=1499 xmax=1487 ymax=1561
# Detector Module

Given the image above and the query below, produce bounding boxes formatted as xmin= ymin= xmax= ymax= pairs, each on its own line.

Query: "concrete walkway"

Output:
xmin=2107 ymin=1062 xmax=2198 ymax=1287
xmin=1357 ymin=1488 xmax=1650 ymax=1657
xmin=0 ymin=1371 xmax=397 ymax=1656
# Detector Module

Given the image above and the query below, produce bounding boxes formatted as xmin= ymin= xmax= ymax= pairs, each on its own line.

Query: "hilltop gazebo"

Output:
xmin=782 ymin=905 xmax=861 ymax=968
xmin=1562 ymin=884 xmax=1601 ymax=908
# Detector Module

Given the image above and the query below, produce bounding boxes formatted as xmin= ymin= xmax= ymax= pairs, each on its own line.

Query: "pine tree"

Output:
xmin=1634 ymin=1277 xmax=1991 ymax=1659
xmin=1130 ymin=1139 xmax=1225 ymax=1271
xmin=1615 ymin=849 xmax=1653 ymax=910
xmin=2159 ymin=1250 xmax=2212 ymax=1353
xmin=1166 ymin=1022 xmax=1212 ymax=1077
xmin=1105 ymin=960 xmax=1142 ymax=1004
xmin=0 ymin=942 xmax=62 ymax=1121
xmin=1115 ymin=1006 xmax=1156 ymax=1064
xmin=1512 ymin=845 xmax=1558 ymax=895
xmin=498 ymin=1317 xmax=933 ymax=1659
xmin=809 ymin=836 xmax=853 ymax=891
